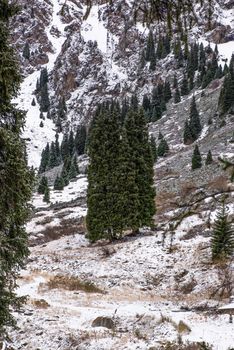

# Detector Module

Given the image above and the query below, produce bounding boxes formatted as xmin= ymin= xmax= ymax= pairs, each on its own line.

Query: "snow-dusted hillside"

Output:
xmin=8 ymin=0 xmax=234 ymax=349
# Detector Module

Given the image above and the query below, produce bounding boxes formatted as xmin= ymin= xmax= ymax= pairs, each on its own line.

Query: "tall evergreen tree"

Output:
xmin=38 ymin=143 xmax=50 ymax=173
xmin=0 ymin=3 xmax=33 ymax=337
xmin=68 ymin=130 xmax=74 ymax=156
xmin=86 ymin=110 xmax=122 ymax=241
xmin=189 ymin=96 xmax=202 ymax=141
xmin=145 ymin=30 xmax=155 ymax=62
xmin=43 ymin=186 xmax=50 ymax=203
xmin=211 ymin=199 xmax=234 ymax=261
xmin=173 ymin=74 xmax=178 ymax=89
xmin=180 ymin=75 xmax=189 ymax=96
xmin=75 ymin=125 xmax=87 ymax=155
xmin=183 ymin=119 xmax=193 ymax=144
xmin=38 ymin=176 xmax=48 ymax=194
xmin=174 ymin=87 xmax=181 ymax=104
xmin=61 ymin=134 xmax=69 ymax=161
xmin=86 ymin=107 xmax=155 ymax=241
xmin=54 ymin=175 xmax=64 ymax=191
xmin=69 ymin=156 xmax=79 ymax=179
xmin=191 ymin=144 xmax=202 ymax=170
xmin=38 ymin=67 xmax=50 ymax=112
xmin=150 ymin=135 xmax=157 ymax=162
xmin=157 ymin=136 xmax=169 ymax=157
xmin=124 ymin=108 xmax=155 ymax=231
xmin=48 ymin=141 xmax=57 ymax=168
xmin=22 ymin=42 xmax=30 ymax=60
xmin=205 ymin=150 xmax=213 ymax=165
xmin=40 ymin=83 xmax=50 ymax=112
xmin=55 ymin=133 xmax=61 ymax=164
xmin=164 ymin=81 xmax=172 ymax=103
xmin=218 ymin=59 xmax=234 ymax=115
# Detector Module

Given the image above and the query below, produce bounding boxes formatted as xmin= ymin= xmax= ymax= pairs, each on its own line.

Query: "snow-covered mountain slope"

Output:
xmin=12 ymin=0 xmax=234 ymax=168
xmin=8 ymin=1 xmax=234 ymax=349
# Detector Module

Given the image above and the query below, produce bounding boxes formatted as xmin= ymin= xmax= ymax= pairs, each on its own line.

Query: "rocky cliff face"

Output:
xmin=11 ymin=0 xmax=233 ymax=124
xmin=11 ymin=0 xmax=234 ymax=233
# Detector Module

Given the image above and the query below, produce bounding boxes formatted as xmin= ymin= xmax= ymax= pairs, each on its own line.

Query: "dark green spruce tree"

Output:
xmin=43 ymin=186 xmax=50 ymax=203
xmin=86 ymin=107 xmax=156 ymax=241
xmin=211 ymin=199 xmax=234 ymax=261
xmin=38 ymin=143 xmax=50 ymax=173
xmin=205 ymin=150 xmax=213 ymax=165
xmin=54 ymin=175 xmax=64 ymax=190
xmin=184 ymin=96 xmax=202 ymax=144
xmin=157 ymin=135 xmax=169 ymax=157
xmin=191 ymin=145 xmax=202 ymax=170
xmin=38 ymin=176 xmax=48 ymax=194
xmin=0 ymin=0 xmax=33 ymax=338
xmin=86 ymin=110 xmax=122 ymax=241
xmin=75 ymin=125 xmax=87 ymax=155
xmin=150 ymin=135 xmax=157 ymax=162
xmin=218 ymin=55 xmax=234 ymax=115
xmin=189 ymin=96 xmax=202 ymax=141
xmin=124 ymin=108 xmax=156 ymax=232
xmin=174 ymin=87 xmax=181 ymax=104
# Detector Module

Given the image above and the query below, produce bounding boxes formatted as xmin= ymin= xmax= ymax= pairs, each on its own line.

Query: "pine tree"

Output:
xmin=39 ymin=67 xmax=48 ymax=86
xmin=86 ymin=110 xmax=122 ymax=241
xmin=164 ymin=81 xmax=172 ymax=103
xmin=174 ymin=87 xmax=181 ymax=104
xmin=124 ymin=108 xmax=155 ymax=231
xmin=0 ymin=3 xmax=33 ymax=336
xmin=43 ymin=186 xmax=50 ymax=203
xmin=38 ymin=67 xmax=49 ymax=112
xmin=75 ymin=125 xmax=87 ymax=155
xmin=145 ymin=30 xmax=155 ymax=62
xmin=215 ymin=65 xmax=223 ymax=79
xmin=54 ymin=175 xmax=64 ymax=190
xmin=180 ymin=75 xmax=189 ymax=96
xmin=191 ymin=145 xmax=202 ymax=170
xmin=61 ymin=156 xmax=72 ymax=185
xmin=48 ymin=141 xmax=57 ymax=168
xmin=115 ymin=128 xmax=140 ymax=234
xmin=172 ymin=75 xmax=178 ymax=89
xmin=68 ymin=129 xmax=74 ymax=156
xmin=55 ymin=133 xmax=61 ymax=165
xmin=31 ymin=98 xmax=36 ymax=106
xmin=38 ymin=176 xmax=48 ymax=194
xmin=149 ymin=49 xmax=156 ymax=71
xmin=218 ymin=61 xmax=234 ymax=115
xmin=86 ymin=107 xmax=155 ymax=241
xmin=205 ymin=150 xmax=213 ymax=165
xmin=201 ymin=66 xmax=213 ymax=89
xmin=61 ymin=134 xmax=69 ymax=161
xmin=183 ymin=119 xmax=193 ymax=144
xmin=142 ymin=94 xmax=151 ymax=111
xmin=150 ymin=135 xmax=157 ymax=162
xmin=158 ymin=131 xmax=164 ymax=140
xmin=211 ymin=199 xmax=234 ymax=261
xmin=38 ymin=143 xmax=50 ymax=173
xmin=157 ymin=136 xmax=169 ymax=157
xmin=22 ymin=42 xmax=30 ymax=59
xmin=40 ymin=83 xmax=50 ymax=112
xmin=188 ymin=96 xmax=202 ymax=141
xmin=69 ymin=156 xmax=79 ymax=179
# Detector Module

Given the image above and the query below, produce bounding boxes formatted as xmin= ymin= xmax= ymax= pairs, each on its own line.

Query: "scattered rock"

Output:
xmin=92 ymin=316 xmax=115 ymax=329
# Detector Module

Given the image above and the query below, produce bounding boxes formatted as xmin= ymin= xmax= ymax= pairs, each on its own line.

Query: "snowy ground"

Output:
xmin=11 ymin=223 xmax=234 ymax=349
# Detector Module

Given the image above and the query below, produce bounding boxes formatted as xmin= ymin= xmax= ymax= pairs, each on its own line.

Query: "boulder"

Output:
xmin=91 ymin=316 xmax=115 ymax=329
